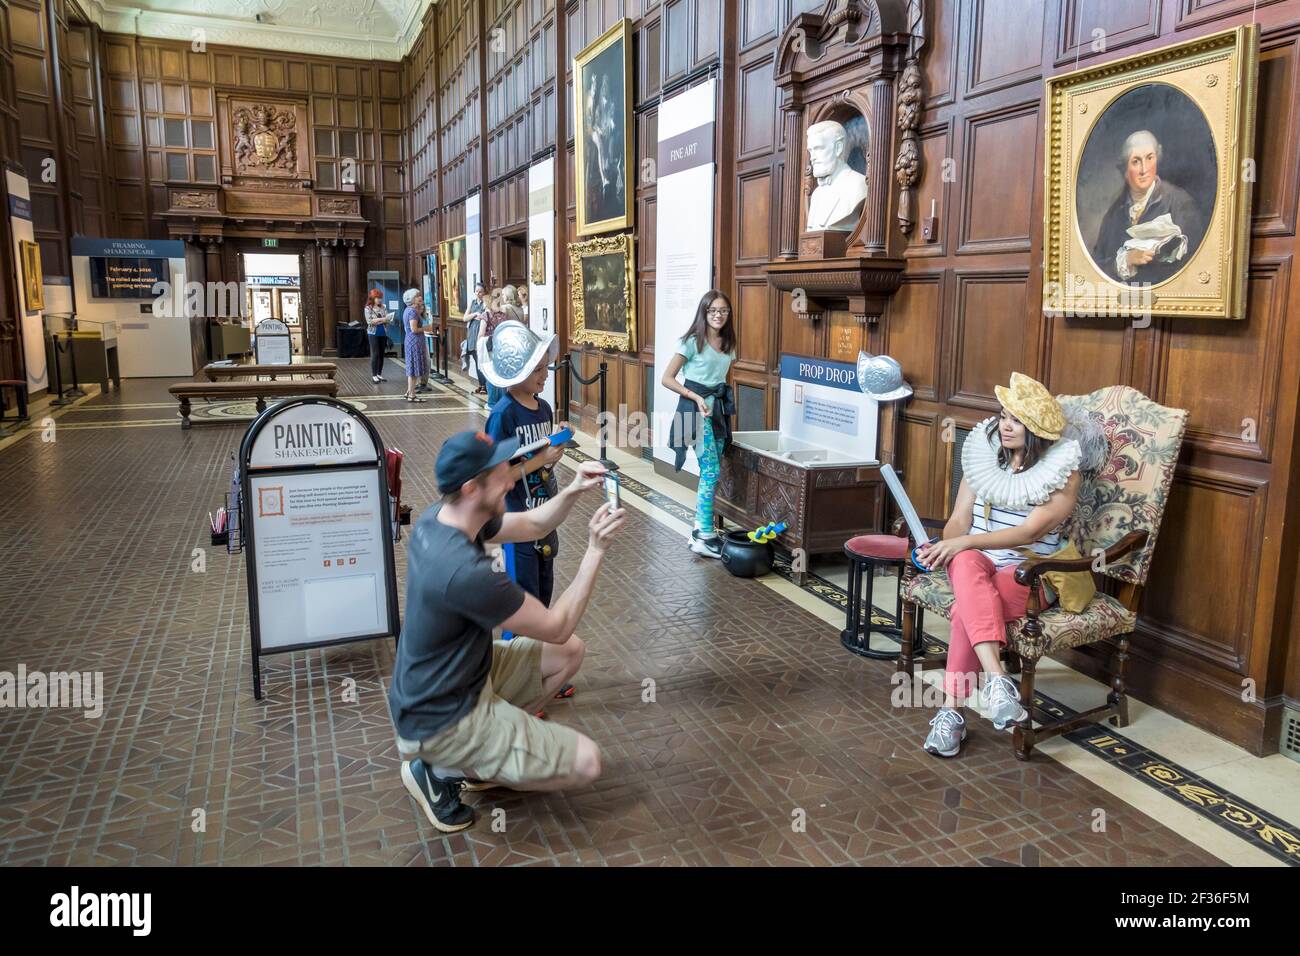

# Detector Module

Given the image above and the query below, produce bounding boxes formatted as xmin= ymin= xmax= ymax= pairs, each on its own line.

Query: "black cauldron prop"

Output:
xmin=720 ymin=530 xmax=774 ymax=578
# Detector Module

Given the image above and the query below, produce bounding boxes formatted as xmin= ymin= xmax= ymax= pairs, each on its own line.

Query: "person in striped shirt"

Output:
xmin=916 ymin=373 xmax=1083 ymax=758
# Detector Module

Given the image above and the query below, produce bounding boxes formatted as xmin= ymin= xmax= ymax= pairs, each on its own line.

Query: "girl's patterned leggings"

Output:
xmin=694 ymin=416 xmax=725 ymax=535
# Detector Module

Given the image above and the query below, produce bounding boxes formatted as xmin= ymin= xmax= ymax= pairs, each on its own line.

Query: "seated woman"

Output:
xmin=915 ymin=373 xmax=1085 ymax=758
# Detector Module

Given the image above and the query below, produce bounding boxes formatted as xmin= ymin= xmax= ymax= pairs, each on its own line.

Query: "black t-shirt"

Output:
xmin=486 ymin=393 xmax=555 ymax=513
xmin=388 ymin=503 xmax=526 ymax=741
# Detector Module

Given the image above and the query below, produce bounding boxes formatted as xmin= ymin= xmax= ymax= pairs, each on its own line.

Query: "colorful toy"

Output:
xmin=747 ymin=521 xmax=787 ymax=542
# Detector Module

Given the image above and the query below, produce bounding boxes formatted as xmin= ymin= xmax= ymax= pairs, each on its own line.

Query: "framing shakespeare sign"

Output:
xmin=652 ymin=78 xmax=716 ymax=474
xmin=239 ymin=397 xmax=398 ymax=699
xmin=778 ymin=354 xmax=878 ymax=461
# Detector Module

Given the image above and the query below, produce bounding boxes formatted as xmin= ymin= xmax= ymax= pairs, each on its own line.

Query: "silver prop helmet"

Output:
xmin=855 ymin=352 xmax=913 ymax=402
xmin=479 ymin=319 xmax=559 ymax=389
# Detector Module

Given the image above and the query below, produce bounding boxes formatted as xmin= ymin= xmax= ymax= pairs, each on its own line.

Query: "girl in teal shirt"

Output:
xmin=662 ymin=289 xmax=736 ymax=558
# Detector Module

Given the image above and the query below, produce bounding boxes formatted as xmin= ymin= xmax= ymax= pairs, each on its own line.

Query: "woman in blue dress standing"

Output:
xmin=402 ymin=287 xmax=429 ymax=403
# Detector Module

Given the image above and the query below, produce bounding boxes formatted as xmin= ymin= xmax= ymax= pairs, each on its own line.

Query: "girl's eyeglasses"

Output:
xmin=706 ymin=308 xmax=731 ymax=316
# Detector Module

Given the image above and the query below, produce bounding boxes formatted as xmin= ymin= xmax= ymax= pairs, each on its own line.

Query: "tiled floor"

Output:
xmin=0 ymin=357 xmax=1256 ymax=865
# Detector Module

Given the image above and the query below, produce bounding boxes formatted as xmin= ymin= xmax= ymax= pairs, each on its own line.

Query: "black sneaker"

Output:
xmin=401 ymin=759 xmax=475 ymax=832
xmin=688 ymin=530 xmax=722 ymax=559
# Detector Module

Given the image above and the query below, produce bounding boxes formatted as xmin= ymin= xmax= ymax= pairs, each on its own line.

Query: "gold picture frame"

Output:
xmin=573 ymin=19 xmax=634 ymax=237
xmin=569 ymin=233 xmax=636 ymax=352
xmin=1042 ymin=25 xmax=1257 ymax=320
xmin=19 ymin=240 xmax=44 ymax=312
xmin=529 ymin=238 xmax=546 ymax=286
xmin=439 ymin=234 xmax=467 ymax=319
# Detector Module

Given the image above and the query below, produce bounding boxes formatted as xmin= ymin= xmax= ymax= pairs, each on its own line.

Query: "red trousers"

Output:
xmin=943 ymin=550 xmax=1035 ymax=699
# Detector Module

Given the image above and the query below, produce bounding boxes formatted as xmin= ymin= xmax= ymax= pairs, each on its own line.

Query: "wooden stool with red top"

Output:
xmin=840 ymin=533 xmax=928 ymax=660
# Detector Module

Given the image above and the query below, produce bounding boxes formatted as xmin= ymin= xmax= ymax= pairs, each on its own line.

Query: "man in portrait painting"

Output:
xmin=583 ymin=69 xmax=623 ymax=224
xmin=1091 ymin=130 xmax=1205 ymax=285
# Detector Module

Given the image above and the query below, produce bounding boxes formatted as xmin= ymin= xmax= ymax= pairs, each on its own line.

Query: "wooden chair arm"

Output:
xmin=1014 ymin=530 xmax=1149 ymax=587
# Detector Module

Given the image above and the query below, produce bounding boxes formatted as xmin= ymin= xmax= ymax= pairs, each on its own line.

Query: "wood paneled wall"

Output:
xmin=888 ymin=0 xmax=1300 ymax=754
xmin=0 ymin=1 xmax=409 ymax=362
xmin=0 ymin=0 xmax=1297 ymax=753
xmin=403 ymin=0 xmax=1300 ymax=753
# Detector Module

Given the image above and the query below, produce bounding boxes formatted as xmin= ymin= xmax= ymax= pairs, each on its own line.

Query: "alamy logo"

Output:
xmin=0 ymin=665 xmax=103 ymax=718
xmin=49 ymin=886 xmax=151 ymax=936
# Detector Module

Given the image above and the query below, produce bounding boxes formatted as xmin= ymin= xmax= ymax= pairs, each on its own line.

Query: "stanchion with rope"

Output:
xmin=555 ymin=355 xmax=616 ymax=471
xmin=438 ymin=325 xmax=452 ymax=383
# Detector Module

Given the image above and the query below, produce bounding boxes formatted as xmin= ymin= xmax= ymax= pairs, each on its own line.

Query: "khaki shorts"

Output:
xmin=396 ymin=638 xmax=579 ymax=788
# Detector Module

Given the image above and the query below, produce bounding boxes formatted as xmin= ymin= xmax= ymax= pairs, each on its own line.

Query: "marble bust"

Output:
xmin=805 ymin=120 xmax=868 ymax=232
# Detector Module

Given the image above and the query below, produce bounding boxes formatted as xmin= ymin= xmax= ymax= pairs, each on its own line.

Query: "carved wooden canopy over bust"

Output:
xmin=763 ymin=0 xmax=925 ymax=322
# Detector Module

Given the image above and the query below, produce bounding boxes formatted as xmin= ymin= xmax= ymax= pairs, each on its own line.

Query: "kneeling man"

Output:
xmin=389 ymin=428 xmax=624 ymax=831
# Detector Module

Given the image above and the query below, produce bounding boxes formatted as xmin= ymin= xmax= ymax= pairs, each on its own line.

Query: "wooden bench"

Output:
xmin=169 ymin=379 xmax=340 ymax=429
xmin=202 ymin=362 xmax=337 ymax=382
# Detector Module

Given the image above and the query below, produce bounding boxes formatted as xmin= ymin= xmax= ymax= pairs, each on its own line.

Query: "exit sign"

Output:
xmin=262 ymin=238 xmax=279 ymax=248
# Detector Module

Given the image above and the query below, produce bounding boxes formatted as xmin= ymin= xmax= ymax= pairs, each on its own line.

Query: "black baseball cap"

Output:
xmin=435 ymin=429 xmax=521 ymax=494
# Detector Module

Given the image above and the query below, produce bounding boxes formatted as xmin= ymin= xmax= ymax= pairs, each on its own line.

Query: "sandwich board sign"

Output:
xmin=238 ymin=396 xmax=399 ymax=699
xmin=255 ymin=317 xmax=292 ymax=365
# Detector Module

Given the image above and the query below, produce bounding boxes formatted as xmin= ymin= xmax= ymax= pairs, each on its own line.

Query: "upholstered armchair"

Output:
xmin=896 ymin=385 xmax=1189 ymax=760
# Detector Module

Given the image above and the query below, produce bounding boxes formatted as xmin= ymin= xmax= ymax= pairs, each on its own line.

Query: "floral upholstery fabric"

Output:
xmin=1055 ymin=386 xmax=1188 ymax=586
xmin=901 ymin=569 xmax=1137 ymax=659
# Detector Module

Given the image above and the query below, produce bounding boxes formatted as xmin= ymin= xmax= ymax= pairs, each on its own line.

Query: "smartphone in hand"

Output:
xmin=603 ymin=472 xmax=621 ymax=511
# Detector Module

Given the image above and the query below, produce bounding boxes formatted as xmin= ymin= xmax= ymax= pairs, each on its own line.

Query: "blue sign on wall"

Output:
xmin=779 ymin=354 xmax=860 ymax=392
xmin=71 ymin=237 xmax=186 ymax=259
xmin=8 ymin=194 xmax=32 ymax=221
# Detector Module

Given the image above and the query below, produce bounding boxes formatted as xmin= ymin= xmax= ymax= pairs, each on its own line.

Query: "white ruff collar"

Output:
xmin=962 ymin=416 xmax=1081 ymax=509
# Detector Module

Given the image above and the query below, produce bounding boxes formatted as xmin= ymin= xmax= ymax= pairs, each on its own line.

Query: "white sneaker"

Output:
xmin=980 ymin=674 xmax=1028 ymax=731
xmin=923 ymin=708 xmax=967 ymax=757
xmin=372 ymin=376 xmax=381 ymax=383
xmin=688 ymin=531 xmax=722 ymax=559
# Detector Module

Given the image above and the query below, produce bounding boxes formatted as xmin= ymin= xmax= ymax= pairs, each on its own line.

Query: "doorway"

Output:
xmin=240 ymin=252 xmax=304 ymax=355
xmin=502 ymin=234 xmax=528 ymax=289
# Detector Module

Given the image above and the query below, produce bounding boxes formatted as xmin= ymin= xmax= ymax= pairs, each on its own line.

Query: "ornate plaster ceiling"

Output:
xmin=80 ymin=0 xmax=435 ymax=61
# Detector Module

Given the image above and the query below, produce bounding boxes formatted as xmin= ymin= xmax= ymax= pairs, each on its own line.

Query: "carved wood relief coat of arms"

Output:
xmin=217 ymin=95 xmax=312 ymax=186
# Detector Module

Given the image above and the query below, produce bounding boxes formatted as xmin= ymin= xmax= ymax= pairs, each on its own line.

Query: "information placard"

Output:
xmin=254 ymin=318 xmax=292 ymax=365
xmin=778 ymin=354 xmax=879 ymax=461
xmin=250 ymin=469 xmax=388 ymax=650
xmin=239 ymin=397 xmax=398 ymax=699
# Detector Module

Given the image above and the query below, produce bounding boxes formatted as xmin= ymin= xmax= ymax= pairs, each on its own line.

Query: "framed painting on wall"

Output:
xmin=19 ymin=240 xmax=43 ymax=312
xmin=1042 ymin=25 xmax=1258 ymax=320
xmin=569 ymin=233 xmax=636 ymax=352
xmin=440 ymin=235 xmax=467 ymax=319
xmin=425 ymin=252 xmax=440 ymax=318
xmin=573 ymin=19 xmax=633 ymax=237
xmin=530 ymin=239 xmax=546 ymax=286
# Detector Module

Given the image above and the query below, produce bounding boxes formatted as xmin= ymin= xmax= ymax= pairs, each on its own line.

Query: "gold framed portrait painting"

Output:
xmin=573 ymin=19 xmax=633 ymax=237
xmin=1042 ymin=25 xmax=1258 ymax=320
xmin=569 ymin=233 xmax=636 ymax=352
xmin=19 ymin=240 xmax=44 ymax=312
xmin=530 ymin=239 xmax=546 ymax=286
xmin=439 ymin=234 xmax=467 ymax=320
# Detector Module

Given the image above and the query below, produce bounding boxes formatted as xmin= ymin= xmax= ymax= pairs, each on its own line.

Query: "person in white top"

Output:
xmin=915 ymin=373 xmax=1083 ymax=758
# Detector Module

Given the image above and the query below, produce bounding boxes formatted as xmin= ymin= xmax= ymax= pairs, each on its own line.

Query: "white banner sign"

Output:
xmin=465 ymin=191 xmax=482 ymax=298
xmin=5 ymin=170 xmax=48 ymax=393
xmin=527 ymin=157 xmax=557 ymax=409
xmin=652 ymin=78 xmax=717 ymax=474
